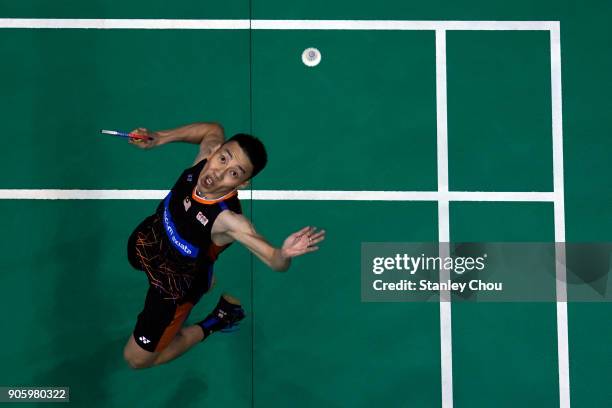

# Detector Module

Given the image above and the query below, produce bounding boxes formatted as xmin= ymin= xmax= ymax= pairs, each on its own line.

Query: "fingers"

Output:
xmin=295 ymin=227 xmax=325 ymax=239
xmin=296 ymin=226 xmax=323 ymax=237
xmin=287 ymin=226 xmax=312 ymax=241
xmin=294 ymin=226 xmax=311 ymax=236
xmin=128 ymin=128 xmax=138 ymax=144
xmin=128 ymin=128 xmax=141 ymax=143
xmin=303 ymin=228 xmax=325 ymax=250
xmin=310 ymin=229 xmax=326 ymax=241
xmin=286 ymin=226 xmax=326 ymax=257
xmin=309 ymin=235 xmax=325 ymax=246
xmin=128 ymin=127 xmax=151 ymax=147
xmin=305 ymin=228 xmax=325 ymax=241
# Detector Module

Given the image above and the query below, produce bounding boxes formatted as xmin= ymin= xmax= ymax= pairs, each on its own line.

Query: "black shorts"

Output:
xmin=128 ymin=215 xmax=214 ymax=352
xmin=127 ymin=213 xmax=213 ymax=303
xmin=132 ymin=285 xmax=196 ymax=352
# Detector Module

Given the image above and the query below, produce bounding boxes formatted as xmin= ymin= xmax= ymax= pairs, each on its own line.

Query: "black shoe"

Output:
xmin=197 ymin=296 xmax=245 ymax=338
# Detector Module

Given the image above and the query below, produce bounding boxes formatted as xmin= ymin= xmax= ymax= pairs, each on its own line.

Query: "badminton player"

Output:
xmin=122 ymin=122 xmax=325 ymax=369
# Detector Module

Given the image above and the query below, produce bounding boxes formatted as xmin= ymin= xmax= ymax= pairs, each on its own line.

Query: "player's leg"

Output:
xmin=123 ymin=286 xmax=194 ymax=369
xmin=124 ymin=277 xmax=246 ymax=369
xmin=151 ymin=293 xmax=244 ymax=364
xmin=123 ymin=334 xmax=159 ymax=369
xmin=148 ymin=275 xmax=219 ymax=365
xmin=148 ymin=324 xmax=205 ymax=365
xmin=124 ymin=294 xmax=245 ymax=368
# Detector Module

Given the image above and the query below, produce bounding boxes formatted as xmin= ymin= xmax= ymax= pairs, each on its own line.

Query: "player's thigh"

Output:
xmin=123 ymin=333 xmax=159 ymax=366
xmin=126 ymin=286 xmax=192 ymax=364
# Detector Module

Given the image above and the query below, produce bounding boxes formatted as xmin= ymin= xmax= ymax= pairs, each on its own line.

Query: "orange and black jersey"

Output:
xmin=156 ymin=157 xmax=242 ymax=261
xmin=127 ymin=158 xmax=242 ymax=302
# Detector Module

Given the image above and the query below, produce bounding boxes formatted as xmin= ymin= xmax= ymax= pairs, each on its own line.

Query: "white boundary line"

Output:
xmin=436 ymin=29 xmax=453 ymax=408
xmin=0 ymin=18 xmax=567 ymax=408
xmin=0 ymin=18 xmax=557 ymax=31
xmin=0 ymin=189 xmax=557 ymax=201
xmin=550 ymin=25 xmax=570 ymax=408
xmin=0 ymin=19 xmax=250 ymax=29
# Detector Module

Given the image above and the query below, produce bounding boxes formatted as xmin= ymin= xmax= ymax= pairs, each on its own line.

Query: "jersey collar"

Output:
xmin=191 ymin=187 xmax=237 ymax=204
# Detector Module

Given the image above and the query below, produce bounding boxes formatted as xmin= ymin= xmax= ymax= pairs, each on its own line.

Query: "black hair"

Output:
xmin=224 ymin=133 xmax=267 ymax=179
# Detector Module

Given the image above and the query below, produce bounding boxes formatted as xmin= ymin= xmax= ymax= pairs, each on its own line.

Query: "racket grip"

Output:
xmin=125 ymin=132 xmax=154 ymax=141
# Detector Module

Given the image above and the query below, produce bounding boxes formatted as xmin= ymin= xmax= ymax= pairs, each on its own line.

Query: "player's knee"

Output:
xmin=124 ymin=356 xmax=152 ymax=370
xmin=221 ymin=293 xmax=241 ymax=305
xmin=123 ymin=349 xmax=153 ymax=370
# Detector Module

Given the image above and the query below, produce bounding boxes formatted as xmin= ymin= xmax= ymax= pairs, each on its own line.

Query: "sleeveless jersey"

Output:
xmin=127 ymin=158 xmax=242 ymax=302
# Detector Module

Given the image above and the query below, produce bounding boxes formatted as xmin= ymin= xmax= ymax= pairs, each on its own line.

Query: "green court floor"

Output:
xmin=0 ymin=1 xmax=611 ymax=407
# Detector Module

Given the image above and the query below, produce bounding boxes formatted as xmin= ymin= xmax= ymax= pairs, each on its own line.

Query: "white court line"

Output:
xmin=252 ymin=20 xmax=557 ymax=31
xmin=436 ymin=29 xmax=453 ymax=408
xmin=0 ymin=18 xmax=557 ymax=31
xmin=0 ymin=19 xmax=250 ymax=29
xmin=0 ymin=189 xmax=556 ymax=201
xmin=550 ymin=25 xmax=570 ymax=408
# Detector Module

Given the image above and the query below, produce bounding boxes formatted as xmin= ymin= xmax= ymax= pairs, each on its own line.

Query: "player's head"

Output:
xmin=199 ymin=133 xmax=267 ymax=195
xmin=225 ymin=133 xmax=267 ymax=180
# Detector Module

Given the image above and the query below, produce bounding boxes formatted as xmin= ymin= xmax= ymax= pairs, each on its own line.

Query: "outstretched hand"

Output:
xmin=281 ymin=226 xmax=326 ymax=258
xmin=128 ymin=127 xmax=161 ymax=149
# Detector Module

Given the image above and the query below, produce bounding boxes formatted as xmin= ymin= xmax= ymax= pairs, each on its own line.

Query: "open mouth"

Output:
xmin=205 ymin=176 xmax=214 ymax=186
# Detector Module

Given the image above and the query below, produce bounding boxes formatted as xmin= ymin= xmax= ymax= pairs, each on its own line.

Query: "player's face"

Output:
xmin=197 ymin=141 xmax=254 ymax=196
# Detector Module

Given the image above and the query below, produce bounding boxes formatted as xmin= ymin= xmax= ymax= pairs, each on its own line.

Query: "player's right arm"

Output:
xmin=128 ymin=123 xmax=225 ymax=163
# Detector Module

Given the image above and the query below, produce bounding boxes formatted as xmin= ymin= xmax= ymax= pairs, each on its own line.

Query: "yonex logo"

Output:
xmin=139 ymin=336 xmax=151 ymax=344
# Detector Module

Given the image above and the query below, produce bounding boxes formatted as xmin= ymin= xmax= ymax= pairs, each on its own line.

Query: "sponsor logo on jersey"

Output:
xmin=163 ymin=193 xmax=199 ymax=258
xmin=183 ymin=196 xmax=191 ymax=211
xmin=196 ymin=211 xmax=209 ymax=226
xmin=186 ymin=173 xmax=193 ymax=182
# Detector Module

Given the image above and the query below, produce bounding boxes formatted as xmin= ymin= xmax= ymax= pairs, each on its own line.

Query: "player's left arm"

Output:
xmin=213 ymin=211 xmax=325 ymax=272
